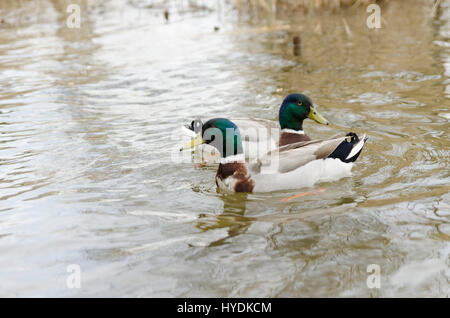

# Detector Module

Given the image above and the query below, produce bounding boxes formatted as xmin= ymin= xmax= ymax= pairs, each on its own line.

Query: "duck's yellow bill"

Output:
xmin=308 ymin=107 xmax=329 ymax=125
xmin=180 ymin=134 xmax=205 ymax=151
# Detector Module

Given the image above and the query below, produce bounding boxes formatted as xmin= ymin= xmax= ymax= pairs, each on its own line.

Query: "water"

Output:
xmin=0 ymin=0 xmax=449 ymax=297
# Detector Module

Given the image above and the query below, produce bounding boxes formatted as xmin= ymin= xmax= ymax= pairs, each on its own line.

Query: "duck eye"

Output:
xmin=297 ymin=101 xmax=302 ymax=106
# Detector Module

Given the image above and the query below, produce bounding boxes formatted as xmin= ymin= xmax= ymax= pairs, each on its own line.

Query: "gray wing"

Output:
xmin=257 ymin=136 xmax=346 ymax=173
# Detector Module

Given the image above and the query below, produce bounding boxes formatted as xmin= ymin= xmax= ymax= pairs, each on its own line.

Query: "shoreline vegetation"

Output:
xmin=0 ymin=0 xmax=392 ymax=16
xmin=0 ymin=1 xmax=434 ymax=22
xmin=232 ymin=0 xmax=389 ymax=27
xmin=0 ymin=1 xmax=437 ymax=38
xmin=234 ymin=0 xmax=387 ymax=12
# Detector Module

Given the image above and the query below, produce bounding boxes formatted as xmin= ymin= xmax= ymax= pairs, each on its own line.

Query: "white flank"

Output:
xmin=252 ymin=158 xmax=353 ymax=192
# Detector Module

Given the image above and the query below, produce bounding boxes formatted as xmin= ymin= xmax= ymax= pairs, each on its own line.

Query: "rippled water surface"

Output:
xmin=0 ymin=0 xmax=449 ymax=297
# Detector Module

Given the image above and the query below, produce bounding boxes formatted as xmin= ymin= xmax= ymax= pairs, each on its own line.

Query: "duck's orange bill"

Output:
xmin=280 ymin=188 xmax=326 ymax=202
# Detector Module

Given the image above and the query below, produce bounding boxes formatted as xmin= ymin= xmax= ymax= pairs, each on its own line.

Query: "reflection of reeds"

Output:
xmin=233 ymin=0 xmax=384 ymax=16
xmin=233 ymin=0 xmax=385 ymax=27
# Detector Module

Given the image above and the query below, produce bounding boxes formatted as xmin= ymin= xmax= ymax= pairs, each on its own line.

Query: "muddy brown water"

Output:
xmin=0 ymin=0 xmax=449 ymax=296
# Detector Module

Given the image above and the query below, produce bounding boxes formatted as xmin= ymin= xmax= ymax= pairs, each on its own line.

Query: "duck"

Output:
xmin=182 ymin=94 xmax=329 ymax=160
xmin=180 ymin=118 xmax=368 ymax=193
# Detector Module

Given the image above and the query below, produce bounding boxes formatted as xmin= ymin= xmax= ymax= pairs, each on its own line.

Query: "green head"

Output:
xmin=279 ymin=93 xmax=329 ymax=130
xmin=180 ymin=118 xmax=243 ymax=158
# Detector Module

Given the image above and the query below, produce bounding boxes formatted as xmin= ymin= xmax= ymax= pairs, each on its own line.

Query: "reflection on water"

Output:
xmin=0 ymin=0 xmax=449 ymax=296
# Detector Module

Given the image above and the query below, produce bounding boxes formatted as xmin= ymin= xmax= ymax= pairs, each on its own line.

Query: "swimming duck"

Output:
xmin=183 ymin=94 xmax=329 ymax=159
xmin=180 ymin=118 xmax=367 ymax=193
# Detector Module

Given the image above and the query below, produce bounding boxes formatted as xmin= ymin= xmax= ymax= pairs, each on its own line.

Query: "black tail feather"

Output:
xmin=328 ymin=132 xmax=366 ymax=163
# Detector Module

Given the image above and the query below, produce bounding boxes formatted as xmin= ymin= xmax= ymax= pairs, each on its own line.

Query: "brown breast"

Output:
xmin=279 ymin=132 xmax=311 ymax=147
xmin=216 ymin=162 xmax=254 ymax=193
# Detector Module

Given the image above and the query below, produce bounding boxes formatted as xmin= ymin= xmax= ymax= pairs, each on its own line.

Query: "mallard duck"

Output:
xmin=180 ymin=118 xmax=367 ymax=193
xmin=182 ymin=94 xmax=329 ymax=159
